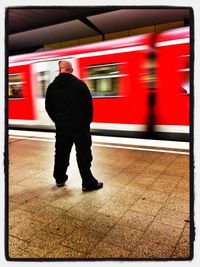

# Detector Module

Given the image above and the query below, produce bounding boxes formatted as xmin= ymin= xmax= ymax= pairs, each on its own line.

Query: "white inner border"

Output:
xmin=1 ymin=2 xmax=200 ymax=267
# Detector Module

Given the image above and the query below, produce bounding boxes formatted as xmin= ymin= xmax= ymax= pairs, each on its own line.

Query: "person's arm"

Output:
xmin=45 ymin=86 xmax=55 ymax=122
xmin=80 ymin=81 xmax=93 ymax=124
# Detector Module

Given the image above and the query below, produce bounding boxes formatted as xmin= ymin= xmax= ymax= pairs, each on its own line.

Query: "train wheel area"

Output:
xmin=7 ymin=130 xmax=191 ymax=260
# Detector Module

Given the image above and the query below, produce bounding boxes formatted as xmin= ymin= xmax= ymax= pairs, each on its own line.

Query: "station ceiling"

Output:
xmin=8 ymin=8 xmax=117 ymax=34
xmin=7 ymin=7 xmax=190 ymax=51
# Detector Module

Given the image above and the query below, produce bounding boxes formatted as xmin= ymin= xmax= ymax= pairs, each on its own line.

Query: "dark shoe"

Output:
xmin=56 ymin=181 xmax=66 ymax=187
xmin=82 ymin=182 xmax=103 ymax=192
xmin=56 ymin=175 xmax=68 ymax=187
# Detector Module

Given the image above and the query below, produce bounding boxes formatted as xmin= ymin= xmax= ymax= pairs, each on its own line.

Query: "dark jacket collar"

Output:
xmin=55 ymin=73 xmax=75 ymax=80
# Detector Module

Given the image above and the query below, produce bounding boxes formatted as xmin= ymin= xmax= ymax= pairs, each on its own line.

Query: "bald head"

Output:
xmin=59 ymin=60 xmax=73 ymax=74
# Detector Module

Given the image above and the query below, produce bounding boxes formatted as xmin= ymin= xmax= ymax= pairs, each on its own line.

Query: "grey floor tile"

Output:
xmin=148 ymin=179 xmax=178 ymax=193
xmin=154 ymin=208 xmax=189 ymax=228
xmin=130 ymin=198 xmax=163 ymax=216
xmin=108 ymin=191 xmax=141 ymax=207
xmin=163 ymin=195 xmax=189 ymax=213
xmin=129 ymin=240 xmax=175 ymax=259
xmin=134 ymin=177 xmax=157 ymax=188
xmin=8 ymin=236 xmax=29 ymax=259
xmin=9 ymin=219 xmax=47 ymax=241
xmin=82 ymin=211 xmax=119 ymax=234
xmin=50 ymin=195 xmax=80 ymax=211
xmin=43 ymin=214 xmax=83 ymax=237
xmin=66 ymin=202 xmax=99 ymax=221
xmin=163 ymin=167 xmax=187 ymax=177
xmin=17 ymin=197 xmax=50 ymax=213
xmin=171 ymin=225 xmax=190 ymax=259
xmin=9 ymin=200 xmax=23 ymax=211
xmin=87 ymin=241 xmax=131 ymax=258
xmin=61 ymin=227 xmax=104 ymax=253
xmin=75 ymin=192 xmax=112 ymax=208
xmin=98 ymin=199 xmax=130 ymax=218
xmin=22 ymin=230 xmax=65 ymax=257
xmin=142 ymin=190 xmax=170 ymax=203
xmin=9 ymin=209 xmax=32 ymax=229
xmin=140 ymin=221 xmax=183 ymax=247
xmin=117 ymin=210 xmax=154 ymax=231
xmin=102 ymin=224 xmax=143 ymax=250
xmin=30 ymin=205 xmax=65 ymax=224
xmin=45 ymin=244 xmax=86 ymax=258
xmin=122 ymin=183 xmax=148 ymax=196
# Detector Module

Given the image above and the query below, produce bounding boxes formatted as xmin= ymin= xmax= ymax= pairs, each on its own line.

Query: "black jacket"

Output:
xmin=45 ymin=73 xmax=93 ymax=130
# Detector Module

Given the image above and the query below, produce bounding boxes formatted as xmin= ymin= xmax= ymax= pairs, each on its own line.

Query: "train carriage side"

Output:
xmin=154 ymin=27 xmax=190 ymax=140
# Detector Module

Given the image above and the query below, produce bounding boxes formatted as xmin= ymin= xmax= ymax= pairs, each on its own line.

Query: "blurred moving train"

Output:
xmin=8 ymin=27 xmax=190 ymax=141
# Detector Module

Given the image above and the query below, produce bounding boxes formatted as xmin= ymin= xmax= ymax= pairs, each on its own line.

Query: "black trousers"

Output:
xmin=53 ymin=126 xmax=95 ymax=185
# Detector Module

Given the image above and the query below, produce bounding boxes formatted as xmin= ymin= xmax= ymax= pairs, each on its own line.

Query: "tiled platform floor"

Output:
xmin=8 ymin=136 xmax=191 ymax=260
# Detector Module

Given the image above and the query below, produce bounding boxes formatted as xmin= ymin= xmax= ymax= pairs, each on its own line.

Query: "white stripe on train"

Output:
xmin=9 ymin=45 xmax=150 ymax=67
xmin=155 ymin=38 xmax=189 ymax=47
xmin=9 ymin=120 xmax=189 ymax=134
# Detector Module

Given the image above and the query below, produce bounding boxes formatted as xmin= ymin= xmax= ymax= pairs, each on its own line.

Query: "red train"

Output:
xmin=8 ymin=27 xmax=190 ymax=140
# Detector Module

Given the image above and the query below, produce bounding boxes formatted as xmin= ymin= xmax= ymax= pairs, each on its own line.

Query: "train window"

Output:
xmin=85 ymin=63 xmax=121 ymax=97
xmin=37 ymin=71 xmax=50 ymax=98
xmin=9 ymin=73 xmax=24 ymax=99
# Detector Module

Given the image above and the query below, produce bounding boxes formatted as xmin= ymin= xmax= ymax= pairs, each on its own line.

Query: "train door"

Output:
xmin=33 ymin=58 xmax=79 ymax=126
xmin=155 ymin=27 xmax=190 ymax=136
xmin=8 ymin=64 xmax=36 ymax=121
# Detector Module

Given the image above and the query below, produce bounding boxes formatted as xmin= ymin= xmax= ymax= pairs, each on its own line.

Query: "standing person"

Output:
xmin=45 ymin=60 xmax=103 ymax=191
